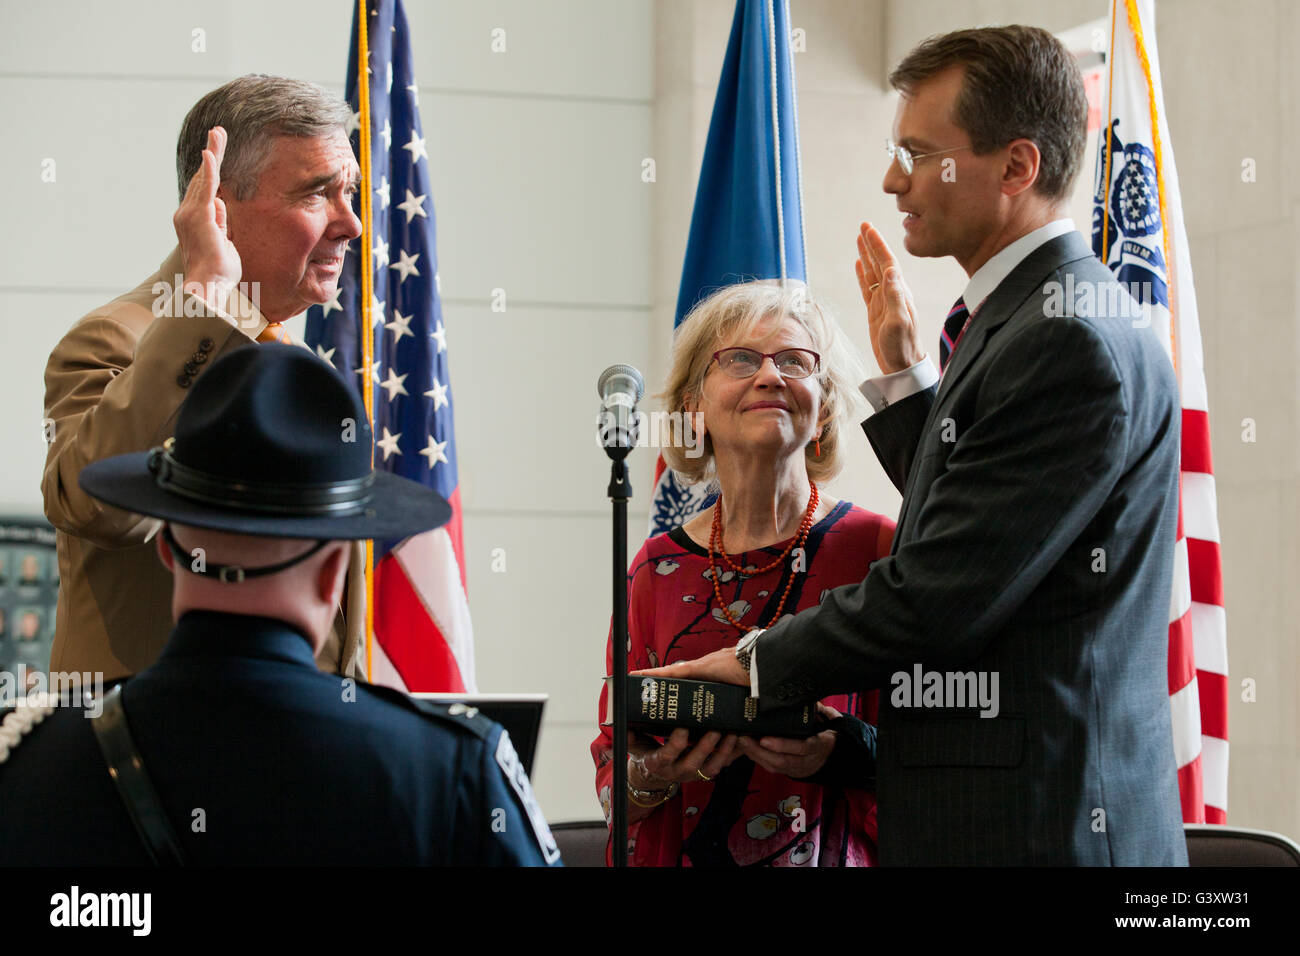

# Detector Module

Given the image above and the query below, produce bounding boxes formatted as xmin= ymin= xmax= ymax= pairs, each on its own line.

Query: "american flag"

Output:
xmin=306 ymin=0 xmax=475 ymax=692
xmin=1093 ymin=0 xmax=1227 ymax=822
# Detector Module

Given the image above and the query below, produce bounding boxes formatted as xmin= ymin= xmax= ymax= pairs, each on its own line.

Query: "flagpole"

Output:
xmin=766 ymin=0 xmax=786 ymax=285
xmin=1101 ymin=0 xmax=1118 ymax=266
xmin=1122 ymin=0 xmax=1178 ymax=372
xmin=356 ymin=0 xmax=377 ymax=682
xmin=783 ymin=0 xmax=807 ymax=284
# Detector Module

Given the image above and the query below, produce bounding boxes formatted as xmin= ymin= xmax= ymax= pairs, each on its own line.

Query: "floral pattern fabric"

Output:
xmin=592 ymin=501 xmax=895 ymax=866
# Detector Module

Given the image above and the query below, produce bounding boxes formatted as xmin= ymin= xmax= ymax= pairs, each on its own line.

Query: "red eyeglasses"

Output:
xmin=710 ymin=347 xmax=821 ymax=380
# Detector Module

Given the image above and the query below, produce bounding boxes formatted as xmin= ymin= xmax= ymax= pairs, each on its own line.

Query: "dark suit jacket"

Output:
xmin=758 ymin=232 xmax=1188 ymax=865
xmin=0 ymin=611 xmax=560 ymax=866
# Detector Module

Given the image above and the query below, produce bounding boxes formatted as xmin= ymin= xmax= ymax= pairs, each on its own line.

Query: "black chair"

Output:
xmin=551 ymin=820 xmax=609 ymax=867
xmin=1184 ymin=824 xmax=1300 ymax=866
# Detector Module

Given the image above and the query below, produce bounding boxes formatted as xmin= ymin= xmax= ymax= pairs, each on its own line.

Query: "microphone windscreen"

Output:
xmin=597 ymin=364 xmax=645 ymax=402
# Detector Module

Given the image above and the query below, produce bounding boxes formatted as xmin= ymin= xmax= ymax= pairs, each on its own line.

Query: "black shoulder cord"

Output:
xmin=90 ymin=686 xmax=187 ymax=866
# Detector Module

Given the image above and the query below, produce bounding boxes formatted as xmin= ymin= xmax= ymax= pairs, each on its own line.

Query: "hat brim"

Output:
xmin=79 ymin=452 xmax=452 ymax=541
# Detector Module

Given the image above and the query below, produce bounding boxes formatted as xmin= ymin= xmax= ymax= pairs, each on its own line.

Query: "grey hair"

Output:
xmin=176 ymin=74 xmax=352 ymax=202
xmin=659 ymin=279 xmax=867 ymax=486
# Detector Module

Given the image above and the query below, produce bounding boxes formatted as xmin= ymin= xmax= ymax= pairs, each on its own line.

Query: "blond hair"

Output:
xmin=659 ymin=280 xmax=865 ymax=486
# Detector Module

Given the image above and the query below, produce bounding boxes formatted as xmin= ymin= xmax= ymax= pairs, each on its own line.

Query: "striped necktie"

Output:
xmin=938 ymin=297 xmax=970 ymax=373
xmin=257 ymin=322 xmax=293 ymax=345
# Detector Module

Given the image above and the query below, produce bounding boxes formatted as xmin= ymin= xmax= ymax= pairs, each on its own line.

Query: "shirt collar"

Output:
xmin=159 ymin=610 xmax=318 ymax=668
xmin=962 ymin=218 xmax=1076 ymax=314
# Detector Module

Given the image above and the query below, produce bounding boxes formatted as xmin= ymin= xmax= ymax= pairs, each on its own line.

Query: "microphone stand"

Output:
xmin=604 ymin=423 xmax=632 ymax=868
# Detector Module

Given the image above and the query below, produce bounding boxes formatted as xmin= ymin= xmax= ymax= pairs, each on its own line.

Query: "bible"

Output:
xmin=605 ymin=675 xmax=818 ymax=738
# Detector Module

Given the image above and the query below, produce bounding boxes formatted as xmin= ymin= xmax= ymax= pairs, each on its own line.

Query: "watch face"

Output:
xmin=735 ymin=631 xmax=758 ymax=671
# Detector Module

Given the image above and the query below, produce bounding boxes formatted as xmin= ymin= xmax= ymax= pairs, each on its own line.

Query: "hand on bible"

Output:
xmin=737 ymin=703 xmax=840 ymax=779
xmin=634 ymin=646 xmax=748 ymax=687
xmin=628 ymin=729 xmax=741 ymax=789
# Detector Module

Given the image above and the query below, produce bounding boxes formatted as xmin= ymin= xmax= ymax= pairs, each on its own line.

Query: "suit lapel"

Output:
xmin=933 ymin=232 xmax=1095 ymax=410
xmin=893 ymin=232 xmax=1097 ymax=544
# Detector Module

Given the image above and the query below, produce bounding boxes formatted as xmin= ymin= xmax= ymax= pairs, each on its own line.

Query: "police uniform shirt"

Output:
xmin=0 ymin=611 xmax=560 ymax=866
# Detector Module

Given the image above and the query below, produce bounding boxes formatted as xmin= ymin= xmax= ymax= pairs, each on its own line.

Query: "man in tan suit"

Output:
xmin=42 ymin=75 xmax=368 ymax=681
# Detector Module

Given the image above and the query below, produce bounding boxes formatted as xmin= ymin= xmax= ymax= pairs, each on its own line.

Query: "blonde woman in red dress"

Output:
xmin=592 ymin=281 xmax=895 ymax=866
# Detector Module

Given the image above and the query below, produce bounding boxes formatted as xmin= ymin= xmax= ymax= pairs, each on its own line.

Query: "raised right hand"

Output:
xmin=173 ymin=126 xmax=242 ymax=306
xmin=854 ymin=222 xmax=927 ymax=374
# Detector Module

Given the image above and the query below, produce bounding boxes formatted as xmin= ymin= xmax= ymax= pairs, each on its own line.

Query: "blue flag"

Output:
xmin=649 ymin=0 xmax=807 ymax=537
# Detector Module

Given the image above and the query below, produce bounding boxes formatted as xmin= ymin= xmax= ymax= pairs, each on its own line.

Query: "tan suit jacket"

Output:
xmin=42 ymin=247 xmax=367 ymax=681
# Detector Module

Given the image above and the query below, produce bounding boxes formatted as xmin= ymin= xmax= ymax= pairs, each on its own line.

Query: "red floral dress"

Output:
xmin=592 ymin=501 xmax=895 ymax=866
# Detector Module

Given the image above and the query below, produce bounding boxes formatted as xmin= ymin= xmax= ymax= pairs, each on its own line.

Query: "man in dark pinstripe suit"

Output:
xmin=644 ymin=25 xmax=1188 ymax=865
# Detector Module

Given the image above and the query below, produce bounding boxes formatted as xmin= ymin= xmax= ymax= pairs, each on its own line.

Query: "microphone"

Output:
xmin=597 ymin=364 xmax=644 ymax=454
xmin=597 ymin=365 xmax=643 ymax=865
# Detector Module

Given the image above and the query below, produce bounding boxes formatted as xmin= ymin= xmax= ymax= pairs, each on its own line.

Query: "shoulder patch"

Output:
xmin=361 ymin=683 xmax=494 ymax=742
xmin=0 ymin=694 xmax=56 ymax=765
xmin=412 ymin=699 xmax=495 ymax=741
xmin=495 ymin=730 xmax=561 ymax=864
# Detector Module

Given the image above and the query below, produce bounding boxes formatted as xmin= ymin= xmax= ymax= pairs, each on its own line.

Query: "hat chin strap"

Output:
xmin=162 ymin=525 xmax=331 ymax=584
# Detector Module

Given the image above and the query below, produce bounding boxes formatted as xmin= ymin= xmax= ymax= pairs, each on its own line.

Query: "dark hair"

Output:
xmin=889 ymin=25 xmax=1087 ymax=201
xmin=175 ymin=75 xmax=351 ymax=202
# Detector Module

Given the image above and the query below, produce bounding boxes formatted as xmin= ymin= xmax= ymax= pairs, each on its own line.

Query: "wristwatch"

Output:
xmin=734 ymin=628 xmax=764 ymax=675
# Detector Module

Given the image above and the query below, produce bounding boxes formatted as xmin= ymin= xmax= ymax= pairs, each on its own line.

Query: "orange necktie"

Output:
xmin=257 ymin=322 xmax=293 ymax=345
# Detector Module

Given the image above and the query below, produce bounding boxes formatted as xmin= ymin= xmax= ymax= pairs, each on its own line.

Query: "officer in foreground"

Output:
xmin=0 ymin=344 xmax=560 ymax=866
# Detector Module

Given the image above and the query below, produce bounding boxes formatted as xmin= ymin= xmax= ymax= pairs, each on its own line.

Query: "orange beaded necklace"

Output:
xmin=707 ymin=482 xmax=819 ymax=632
